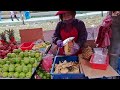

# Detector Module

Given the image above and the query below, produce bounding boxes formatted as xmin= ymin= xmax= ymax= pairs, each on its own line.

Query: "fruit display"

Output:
xmin=0 ymin=30 xmax=18 ymax=59
xmin=0 ymin=49 xmax=42 ymax=79
xmin=82 ymin=46 xmax=93 ymax=60
xmin=32 ymin=39 xmax=51 ymax=54
xmin=35 ymin=67 xmax=51 ymax=79
xmin=54 ymin=60 xmax=80 ymax=74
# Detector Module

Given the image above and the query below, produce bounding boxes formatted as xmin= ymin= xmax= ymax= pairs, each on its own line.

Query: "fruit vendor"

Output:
xmin=52 ymin=11 xmax=88 ymax=56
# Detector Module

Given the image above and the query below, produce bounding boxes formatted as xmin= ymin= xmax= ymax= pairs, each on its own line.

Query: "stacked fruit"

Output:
xmin=0 ymin=49 xmax=42 ymax=79
xmin=32 ymin=41 xmax=51 ymax=53
xmin=35 ymin=67 xmax=51 ymax=79
xmin=0 ymin=30 xmax=18 ymax=59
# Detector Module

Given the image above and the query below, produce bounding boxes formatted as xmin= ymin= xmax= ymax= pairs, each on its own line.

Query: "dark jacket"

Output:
xmin=52 ymin=19 xmax=88 ymax=48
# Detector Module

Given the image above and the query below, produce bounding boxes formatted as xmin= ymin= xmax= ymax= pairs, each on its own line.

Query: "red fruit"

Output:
xmin=1 ymin=51 xmax=6 ymax=56
xmin=10 ymin=43 xmax=14 ymax=48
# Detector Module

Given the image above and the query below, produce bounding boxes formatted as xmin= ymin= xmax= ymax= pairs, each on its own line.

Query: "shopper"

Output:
xmin=10 ymin=11 xmax=19 ymax=21
xmin=52 ymin=11 xmax=88 ymax=56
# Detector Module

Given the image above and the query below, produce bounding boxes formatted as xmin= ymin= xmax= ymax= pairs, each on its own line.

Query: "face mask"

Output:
xmin=64 ymin=18 xmax=74 ymax=24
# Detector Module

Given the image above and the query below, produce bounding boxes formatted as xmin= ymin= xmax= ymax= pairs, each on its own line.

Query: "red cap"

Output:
xmin=55 ymin=11 xmax=69 ymax=16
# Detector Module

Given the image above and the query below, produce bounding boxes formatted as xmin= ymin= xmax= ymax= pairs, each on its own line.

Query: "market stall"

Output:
xmin=0 ymin=14 xmax=120 ymax=79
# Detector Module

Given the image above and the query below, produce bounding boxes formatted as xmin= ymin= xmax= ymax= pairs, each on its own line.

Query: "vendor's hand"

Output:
xmin=57 ymin=40 xmax=63 ymax=48
xmin=69 ymin=42 xmax=80 ymax=55
xmin=73 ymin=42 xmax=80 ymax=50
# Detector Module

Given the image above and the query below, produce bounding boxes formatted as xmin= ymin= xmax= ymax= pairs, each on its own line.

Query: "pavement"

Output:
xmin=0 ymin=11 xmax=107 ymax=25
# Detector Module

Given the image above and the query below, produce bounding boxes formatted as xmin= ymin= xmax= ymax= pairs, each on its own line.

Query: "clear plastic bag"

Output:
xmin=93 ymin=48 xmax=108 ymax=64
xmin=41 ymin=54 xmax=53 ymax=72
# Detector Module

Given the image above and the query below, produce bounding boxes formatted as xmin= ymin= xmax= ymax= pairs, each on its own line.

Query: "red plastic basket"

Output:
xmin=90 ymin=54 xmax=109 ymax=70
xmin=19 ymin=42 xmax=34 ymax=51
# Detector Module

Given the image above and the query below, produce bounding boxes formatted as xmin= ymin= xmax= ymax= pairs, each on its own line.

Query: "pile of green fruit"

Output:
xmin=0 ymin=49 xmax=42 ymax=79
xmin=36 ymin=67 xmax=51 ymax=79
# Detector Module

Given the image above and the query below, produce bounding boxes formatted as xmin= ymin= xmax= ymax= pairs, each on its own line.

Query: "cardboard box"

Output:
xmin=19 ymin=28 xmax=44 ymax=43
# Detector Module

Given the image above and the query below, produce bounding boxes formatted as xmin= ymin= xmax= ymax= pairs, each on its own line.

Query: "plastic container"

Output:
xmin=50 ymin=56 xmax=85 ymax=79
xmin=90 ymin=54 xmax=109 ymax=70
xmin=19 ymin=42 xmax=34 ymax=51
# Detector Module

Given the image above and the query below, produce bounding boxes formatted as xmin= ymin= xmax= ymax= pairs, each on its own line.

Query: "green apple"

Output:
xmin=16 ymin=59 xmax=20 ymax=64
xmin=25 ymin=72 xmax=32 ymax=78
xmin=7 ymin=53 xmax=12 ymax=58
xmin=15 ymin=66 xmax=22 ymax=73
xmin=29 ymin=58 xmax=35 ymax=64
xmin=19 ymin=52 xmax=24 ymax=58
xmin=33 ymin=63 xmax=38 ymax=68
xmin=4 ymin=57 xmax=8 ymax=61
xmin=27 ymin=64 xmax=32 ymax=69
xmin=24 ymin=51 xmax=29 ymax=57
xmin=6 ymin=61 xmax=10 ymax=65
xmin=0 ymin=71 xmax=2 ymax=77
xmin=9 ymin=66 xmax=15 ymax=72
xmin=2 ymin=72 xmax=8 ymax=78
xmin=8 ymin=72 xmax=13 ymax=78
xmin=19 ymin=72 xmax=25 ymax=78
xmin=35 ymin=53 xmax=40 ymax=58
xmin=23 ymin=57 xmax=29 ymax=65
xmin=22 ymin=66 xmax=29 ymax=73
xmin=0 ymin=64 xmax=2 ymax=68
xmin=15 ymin=64 xmax=20 ymax=67
xmin=3 ymin=65 xmax=9 ymax=72
xmin=11 ymin=53 xmax=16 ymax=58
xmin=30 ymin=52 xmax=35 ymax=58
xmin=14 ymin=72 xmax=19 ymax=78
xmin=1 ymin=60 xmax=5 ymax=65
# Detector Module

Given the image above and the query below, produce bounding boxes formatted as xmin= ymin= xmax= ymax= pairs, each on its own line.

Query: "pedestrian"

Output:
xmin=10 ymin=11 xmax=19 ymax=21
xmin=52 ymin=11 xmax=88 ymax=56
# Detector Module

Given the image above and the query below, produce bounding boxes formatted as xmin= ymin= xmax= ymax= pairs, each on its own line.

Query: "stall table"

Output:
xmin=79 ymin=55 xmax=120 ymax=79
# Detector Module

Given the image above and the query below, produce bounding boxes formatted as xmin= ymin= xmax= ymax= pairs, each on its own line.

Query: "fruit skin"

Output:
xmin=19 ymin=72 xmax=26 ymax=78
xmin=33 ymin=63 xmax=38 ymax=68
xmin=14 ymin=72 xmax=19 ymax=78
xmin=23 ymin=57 xmax=29 ymax=65
xmin=2 ymin=72 xmax=8 ymax=78
xmin=35 ymin=53 xmax=40 ymax=58
xmin=15 ymin=66 xmax=22 ymax=73
xmin=15 ymin=64 xmax=20 ymax=67
xmin=0 ymin=60 xmax=5 ymax=65
xmin=19 ymin=52 xmax=24 ymax=58
xmin=24 ymin=51 xmax=29 ymax=57
xmin=0 ymin=71 xmax=2 ymax=77
xmin=29 ymin=58 xmax=35 ymax=64
xmin=3 ymin=65 xmax=9 ymax=72
xmin=7 ymin=53 xmax=12 ymax=58
xmin=30 ymin=53 xmax=35 ymax=58
xmin=22 ymin=66 xmax=29 ymax=73
xmin=11 ymin=53 xmax=16 ymax=58
xmin=27 ymin=64 xmax=32 ymax=69
xmin=26 ymin=72 xmax=32 ymax=78
xmin=6 ymin=61 xmax=10 ymax=65
xmin=8 ymin=72 xmax=13 ymax=78
xmin=9 ymin=65 xmax=15 ymax=72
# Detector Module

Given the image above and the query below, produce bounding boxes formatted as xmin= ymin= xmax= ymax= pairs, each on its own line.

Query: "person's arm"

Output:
xmin=76 ymin=20 xmax=88 ymax=48
xmin=52 ymin=22 xmax=62 ymax=45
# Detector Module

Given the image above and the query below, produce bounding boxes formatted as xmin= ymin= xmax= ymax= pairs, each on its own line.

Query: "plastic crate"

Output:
xmin=50 ymin=56 xmax=85 ymax=79
xmin=19 ymin=42 xmax=34 ymax=51
xmin=90 ymin=54 xmax=109 ymax=70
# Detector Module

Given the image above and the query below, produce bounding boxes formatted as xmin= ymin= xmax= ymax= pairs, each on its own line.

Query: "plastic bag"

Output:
xmin=93 ymin=48 xmax=108 ymax=64
xmin=41 ymin=54 xmax=53 ymax=72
